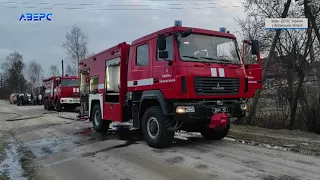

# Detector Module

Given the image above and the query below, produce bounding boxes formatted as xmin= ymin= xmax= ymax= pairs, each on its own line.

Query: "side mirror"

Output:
xmin=251 ymin=40 xmax=259 ymax=55
xmin=157 ymin=34 xmax=166 ymax=51
xmin=159 ymin=51 xmax=169 ymax=59
xmin=181 ymin=29 xmax=192 ymax=38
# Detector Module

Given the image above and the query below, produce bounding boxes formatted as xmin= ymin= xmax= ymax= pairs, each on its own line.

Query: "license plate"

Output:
xmin=212 ymin=107 xmax=228 ymax=113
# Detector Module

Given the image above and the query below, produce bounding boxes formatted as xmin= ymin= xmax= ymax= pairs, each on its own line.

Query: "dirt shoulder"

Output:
xmin=229 ymin=125 xmax=320 ymax=156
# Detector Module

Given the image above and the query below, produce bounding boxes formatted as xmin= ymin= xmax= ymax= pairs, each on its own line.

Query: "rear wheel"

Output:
xmin=141 ymin=106 xmax=174 ymax=149
xmin=92 ymin=104 xmax=110 ymax=132
xmin=200 ymin=120 xmax=230 ymax=140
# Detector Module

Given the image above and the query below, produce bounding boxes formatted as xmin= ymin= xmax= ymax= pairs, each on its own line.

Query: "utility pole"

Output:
xmin=61 ymin=59 xmax=64 ymax=77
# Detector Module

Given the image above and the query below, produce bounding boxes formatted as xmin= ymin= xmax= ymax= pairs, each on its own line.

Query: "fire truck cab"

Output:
xmin=43 ymin=75 xmax=80 ymax=112
xmin=79 ymin=22 xmax=262 ymax=148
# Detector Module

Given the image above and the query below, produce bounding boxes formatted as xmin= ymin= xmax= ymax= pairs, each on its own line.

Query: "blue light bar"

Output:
xmin=174 ymin=20 xmax=182 ymax=26
xmin=219 ymin=27 xmax=226 ymax=33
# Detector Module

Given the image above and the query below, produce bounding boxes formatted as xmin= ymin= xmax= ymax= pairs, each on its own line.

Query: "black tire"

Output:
xmin=141 ymin=106 xmax=174 ymax=149
xmin=56 ymin=100 xmax=62 ymax=112
xmin=92 ymin=104 xmax=110 ymax=132
xmin=201 ymin=120 xmax=230 ymax=140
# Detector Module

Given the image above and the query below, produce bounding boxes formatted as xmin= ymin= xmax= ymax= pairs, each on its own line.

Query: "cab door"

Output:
xmin=242 ymin=40 xmax=263 ymax=90
xmin=152 ymin=35 xmax=176 ymax=96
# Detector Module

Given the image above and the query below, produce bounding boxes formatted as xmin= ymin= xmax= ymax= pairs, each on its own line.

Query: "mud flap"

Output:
xmin=209 ymin=113 xmax=228 ymax=129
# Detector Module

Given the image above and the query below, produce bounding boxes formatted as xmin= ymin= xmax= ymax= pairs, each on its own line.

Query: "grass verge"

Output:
xmin=229 ymin=125 xmax=320 ymax=156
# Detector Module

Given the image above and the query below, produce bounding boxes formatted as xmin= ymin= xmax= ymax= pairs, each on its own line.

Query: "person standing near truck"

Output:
xmin=38 ymin=93 xmax=42 ymax=105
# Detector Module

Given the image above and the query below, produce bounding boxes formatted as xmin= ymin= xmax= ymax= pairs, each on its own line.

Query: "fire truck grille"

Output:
xmin=194 ymin=77 xmax=240 ymax=95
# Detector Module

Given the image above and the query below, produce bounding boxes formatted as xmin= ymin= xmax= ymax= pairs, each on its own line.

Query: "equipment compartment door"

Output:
xmin=242 ymin=40 xmax=263 ymax=90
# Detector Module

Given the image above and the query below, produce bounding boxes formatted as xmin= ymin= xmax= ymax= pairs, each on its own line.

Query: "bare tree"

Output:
xmin=62 ymin=25 xmax=88 ymax=77
xmin=26 ymin=60 xmax=43 ymax=93
xmin=237 ymin=0 xmax=293 ymax=125
xmin=49 ymin=65 xmax=60 ymax=77
xmin=65 ymin=64 xmax=77 ymax=76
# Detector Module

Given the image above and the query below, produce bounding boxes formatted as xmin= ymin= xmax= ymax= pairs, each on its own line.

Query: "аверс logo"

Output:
xmin=19 ymin=13 xmax=53 ymax=21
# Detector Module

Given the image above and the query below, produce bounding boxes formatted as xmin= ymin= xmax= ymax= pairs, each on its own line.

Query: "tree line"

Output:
xmin=0 ymin=25 xmax=89 ymax=99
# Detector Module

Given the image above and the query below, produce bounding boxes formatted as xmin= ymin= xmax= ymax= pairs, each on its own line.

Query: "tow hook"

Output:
xmin=209 ymin=113 xmax=228 ymax=129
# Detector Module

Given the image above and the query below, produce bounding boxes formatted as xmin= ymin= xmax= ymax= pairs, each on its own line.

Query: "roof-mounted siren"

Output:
xmin=174 ymin=20 xmax=182 ymax=27
xmin=219 ymin=27 xmax=226 ymax=33
xmin=219 ymin=27 xmax=230 ymax=33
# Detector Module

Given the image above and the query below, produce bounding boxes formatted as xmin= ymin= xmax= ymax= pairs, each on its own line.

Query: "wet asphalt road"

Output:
xmin=1 ymin=100 xmax=320 ymax=180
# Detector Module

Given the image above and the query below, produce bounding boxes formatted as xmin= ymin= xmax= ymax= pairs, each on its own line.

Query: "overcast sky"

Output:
xmin=0 ymin=0 xmax=245 ymax=77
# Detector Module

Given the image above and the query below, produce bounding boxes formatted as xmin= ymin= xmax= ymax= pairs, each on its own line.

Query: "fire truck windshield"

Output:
xmin=61 ymin=79 xmax=79 ymax=87
xmin=178 ymin=34 xmax=241 ymax=65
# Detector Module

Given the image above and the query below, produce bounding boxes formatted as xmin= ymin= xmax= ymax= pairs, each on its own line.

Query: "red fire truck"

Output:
xmin=43 ymin=75 xmax=80 ymax=112
xmin=79 ymin=22 xmax=263 ymax=148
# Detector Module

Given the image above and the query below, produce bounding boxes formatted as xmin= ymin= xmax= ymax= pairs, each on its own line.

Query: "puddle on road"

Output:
xmin=23 ymin=135 xmax=86 ymax=158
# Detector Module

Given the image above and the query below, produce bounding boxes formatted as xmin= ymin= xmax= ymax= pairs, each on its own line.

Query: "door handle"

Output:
xmin=133 ymin=81 xmax=137 ymax=85
xmin=154 ymin=78 xmax=159 ymax=83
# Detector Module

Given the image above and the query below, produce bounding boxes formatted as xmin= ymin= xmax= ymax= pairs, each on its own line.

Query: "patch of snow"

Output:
xmin=224 ymin=137 xmax=236 ymax=142
xmin=0 ymin=138 xmax=27 ymax=180
xmin=300 ymin=143 xmax=309 ymax=146
xmin=283 ymin=144 xmax=296 ymax=147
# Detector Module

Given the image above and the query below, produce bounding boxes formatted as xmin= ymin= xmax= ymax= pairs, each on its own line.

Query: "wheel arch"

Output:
xmin=138 ymin=90 xmax=168 ymax=129
xmin=88 ymin=94 xmax=104 ymax=121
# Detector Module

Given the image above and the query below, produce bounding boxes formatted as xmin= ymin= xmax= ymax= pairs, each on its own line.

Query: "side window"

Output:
xmin=136 ymin=44 xmax=149 ymax=66
xmin=244 ymin=43 xmax=258 ymax=64
xmin=157 ymin=36 xmax=173 ymax=60
xmin=89 ymin=76 xmax=99 ymax=93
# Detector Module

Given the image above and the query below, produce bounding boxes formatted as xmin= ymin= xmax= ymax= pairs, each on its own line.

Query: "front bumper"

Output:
xmin=173 ymin=100 xmax=247 ymax=123
xmin=60 ymin=98 xmax=80 ymax=104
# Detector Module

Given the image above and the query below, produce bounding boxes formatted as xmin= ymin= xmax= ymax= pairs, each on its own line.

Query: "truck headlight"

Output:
xmin=176 ymin=106 xmax=195 ymax=113
xmin=240 ymin=103 xmax=248 ymax=110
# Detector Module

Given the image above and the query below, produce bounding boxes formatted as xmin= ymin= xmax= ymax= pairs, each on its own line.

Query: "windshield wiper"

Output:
xmin=181 ymin=55 xmax=199 ymax=59
xmin=182 ymin=56 xmax=211 ymax=65
xmin=200 ymin=57 xmax=240 ymax=65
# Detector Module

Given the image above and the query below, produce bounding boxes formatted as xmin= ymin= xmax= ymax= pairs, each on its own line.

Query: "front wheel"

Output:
xmin=92 ymin=104 xmax=110 ymax=132
xmin=141 ymin=106 xmax=174 ymax=149
xmin=201 ymin=120 xmax=230 ymax=140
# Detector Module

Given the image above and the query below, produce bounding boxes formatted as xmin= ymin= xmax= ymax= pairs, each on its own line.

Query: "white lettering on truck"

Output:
xmin=160 ymin=73 xmax=175 ymax=83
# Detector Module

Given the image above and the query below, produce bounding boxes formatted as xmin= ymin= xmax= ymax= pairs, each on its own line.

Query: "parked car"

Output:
xmin=17 ymin=94 xmax=27 ymax=106
xmin=25 ymin=93 xmax=33 ymax=105
xmin=9 ymin=93 xmax=18 ymax=104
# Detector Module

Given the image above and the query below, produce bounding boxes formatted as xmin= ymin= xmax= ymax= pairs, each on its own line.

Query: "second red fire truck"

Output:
xmin=43 ymin=75 xmax=80 ymax=111
xmin=78 ymin=21 xmax=263 ymax=148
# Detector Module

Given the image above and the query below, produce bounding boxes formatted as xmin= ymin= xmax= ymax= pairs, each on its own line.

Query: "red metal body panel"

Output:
xmin=81 ymin=42 xmax=130 ymax=122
